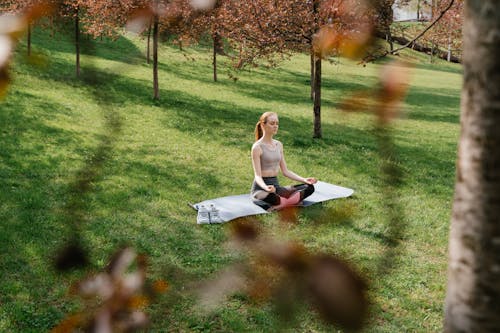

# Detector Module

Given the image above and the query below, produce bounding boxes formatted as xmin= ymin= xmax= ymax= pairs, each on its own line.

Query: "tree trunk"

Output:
xmin=213 ymin=34 xmax=217 ymax=82
xmin=312 ymin=0 xmax=321 ymax=138
xmin=153 ymin=12 xmax=159 ymax=100
xmin=313 ymin=56 xmax=322 ymax=138
xmin=447 ymin=36 xmax=452 ymax=62
xmin=310 ymin=50 xmax=315 ymax=100
xmin=75 ymin=7 xmax=80 ymax=77
xmin=147 ymin=19 xmax=151 ymax=64
xmin=432 ymin=0 xmax=439 ymax=19
xmin=27 ymin=23 xmax=31 ymax=57
xmin=444 ymin=1 xmax=500 ymax=332
xmin=387 ymin=24 xmax=394 ymax=52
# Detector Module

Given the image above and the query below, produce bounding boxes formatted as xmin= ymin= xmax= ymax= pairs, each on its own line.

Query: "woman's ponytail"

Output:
xmin=255 ymin=122 xmax=263 ymax=141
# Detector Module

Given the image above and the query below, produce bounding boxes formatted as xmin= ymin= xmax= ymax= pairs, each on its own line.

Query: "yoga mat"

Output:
xmin=192 ymin=181 xmax=354 ymax=224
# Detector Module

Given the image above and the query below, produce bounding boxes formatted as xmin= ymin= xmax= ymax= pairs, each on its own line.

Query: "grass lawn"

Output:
xmin=0 ymin=27 xmax=461 ymax=332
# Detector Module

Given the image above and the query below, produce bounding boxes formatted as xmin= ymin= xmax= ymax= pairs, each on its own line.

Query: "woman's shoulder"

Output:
xmin=252 ymin=141 xmax=263 ymax=152
xmin=273 ymin=139 xmax=283 ymax=148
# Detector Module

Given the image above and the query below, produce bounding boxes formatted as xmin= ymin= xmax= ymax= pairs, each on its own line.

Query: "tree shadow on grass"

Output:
xmin=413 ymin=61 xmax=463 ymax=75
xmin=157 ymin=61 xmax=319 ymax=107
xmin=0 ymin=92 xmax=89 ymax=331
xmin=156 ymin=60 xmax=368 ymax=110
xmin=404 ymin=86 xmax=460 ymax=124
xmin=26 ymin=26 xmax=145 ymax=65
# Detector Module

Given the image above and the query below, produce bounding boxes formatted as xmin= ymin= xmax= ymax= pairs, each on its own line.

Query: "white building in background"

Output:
xmin=393 ymin=0 xmax=432 ymax=22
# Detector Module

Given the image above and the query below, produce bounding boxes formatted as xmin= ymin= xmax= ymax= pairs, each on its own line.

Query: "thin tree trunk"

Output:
xmin=313 ymin=56 xmax=322 ymax=138
xmin=310 ymin=50 xmax=315 ymax=100
xmin=27 ymin=23 xmax=31 ymax=57
xmin=146 ymin=19 xmax=151 ymax=64
xmin=432 ymin=0 xmax=438 ymax=19
xmin=312 ymin=0 xmax=321 ymax=138
xmin=213 ymin=34 xmax=217 ymax=82
xmin=75 ymin=7 xmax=80 ymax=77
xmin=444 ymin=1 xmax=500 ymax=332
xmin=447 ymin=36 xmax=452 ymax=62
xmin=387 ymin=29 xmax=393 ymax=52
xmin=152 ymin=12 xmax=159 ymax=100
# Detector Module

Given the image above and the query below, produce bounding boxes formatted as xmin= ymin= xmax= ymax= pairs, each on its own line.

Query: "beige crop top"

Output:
xmin=257 ymin=140 xmax=282 ymax=174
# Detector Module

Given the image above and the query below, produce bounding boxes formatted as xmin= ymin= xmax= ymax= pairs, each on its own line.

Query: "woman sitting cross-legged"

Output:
xmin=251 ymin=111 xmax=317 ymax=211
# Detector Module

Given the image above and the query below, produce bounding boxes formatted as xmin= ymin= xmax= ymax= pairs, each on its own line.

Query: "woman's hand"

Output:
xmin=304 ymin=177 xmax=317 ymax=185
xmin=266 ymin=185 xmax=276 ymax=193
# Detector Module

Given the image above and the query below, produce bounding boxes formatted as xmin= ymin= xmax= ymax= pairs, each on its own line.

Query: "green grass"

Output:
xmin=0 ymin=27 xmax=462 ymax=332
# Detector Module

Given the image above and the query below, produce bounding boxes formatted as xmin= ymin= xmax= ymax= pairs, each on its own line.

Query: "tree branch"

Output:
xmin=363 ymin=0 xmax=455 ymax=63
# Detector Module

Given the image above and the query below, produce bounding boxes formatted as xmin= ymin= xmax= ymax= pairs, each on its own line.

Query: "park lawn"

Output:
xmin=0 ymin=27 xmax=461 ymax=332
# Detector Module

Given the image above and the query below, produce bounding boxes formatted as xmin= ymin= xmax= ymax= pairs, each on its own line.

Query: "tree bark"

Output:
xmin=310 ymin=49 xmax=315 ymax=100
xmin=444 ymin=1 xmax=500 ymax=332
xmin=75 ymin=6 xmax=80 ymax=77
xmin=312 ymin=0 xmax=322 ymax=139
xmin=447 ymin=36 xmax=452 ymax=62
xmin=313 ymin=56 xmax=322 ymax=138
xmin=213 ymin=34 xmax=218 ymax=82
xmin=147 ymin=19 xmax=151 ymax=64
xmin=152 ymin=12 xmax=159 ymax=100
xmin=386 ymin=30 xmax=394 ymax=52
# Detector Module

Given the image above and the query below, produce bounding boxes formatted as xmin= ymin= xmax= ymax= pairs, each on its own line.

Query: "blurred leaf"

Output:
xmin=259 ymin=241 xmax=309 ymax=273
xmin=50 ymin=314 xmax=83 ymax=333
xmin=0 ymin=67 xmax=10 ymax=99
xmin=152 ymin=279 xmax=169 ymax=294
xmin=0 ymin=13 xmax=26 ymax=39
xmin=376 ymin=61 xmax=412 ymax=124
xmin=189 ymin=0 xmax=217 ymax=11
xmin=54 ymin=242 xmax=89 ymax=272
xmin=312 ymin=25 xmax=340 ymax=59
xmin=126 ymin=8 xmax=154 ymax=34
xmin=0 ymin=35 xmax=13 ymax=68
xmin=24 ymin=2 xmax=56 ymax=23
xmin=196 ymin=265 xmax=247 ymax=313
xmin=230 ymin=217 xmax=261 ymax=242
xmin=306 ymin=254 xmax=368 ymax=330
xmin=55 ymin=247 xmax=159 ymax=332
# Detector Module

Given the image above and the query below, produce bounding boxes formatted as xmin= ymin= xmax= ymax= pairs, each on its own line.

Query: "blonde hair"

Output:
xmin=254 ymin=112 xmax=277 ymax=141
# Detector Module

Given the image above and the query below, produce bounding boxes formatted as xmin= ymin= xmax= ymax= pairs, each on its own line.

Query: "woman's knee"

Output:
xmin=265 ymin=193 xmax=281 ymax=205
xmin=303 ymin=184 xmax=315 ymax=198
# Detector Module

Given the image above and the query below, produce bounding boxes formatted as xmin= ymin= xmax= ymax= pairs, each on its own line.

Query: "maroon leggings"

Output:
xmin=251 ymin=177 xmax=315 ymax=210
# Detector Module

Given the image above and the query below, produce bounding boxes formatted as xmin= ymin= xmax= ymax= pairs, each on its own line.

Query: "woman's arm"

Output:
xmin=279 ymin=142 xmax=317 ymax=185
xmin=251 ymin=144 xmax=276 ymax=192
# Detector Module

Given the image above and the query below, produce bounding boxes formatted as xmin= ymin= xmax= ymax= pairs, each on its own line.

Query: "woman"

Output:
xmin=251 ymin=112 xmax=317 ymax=211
